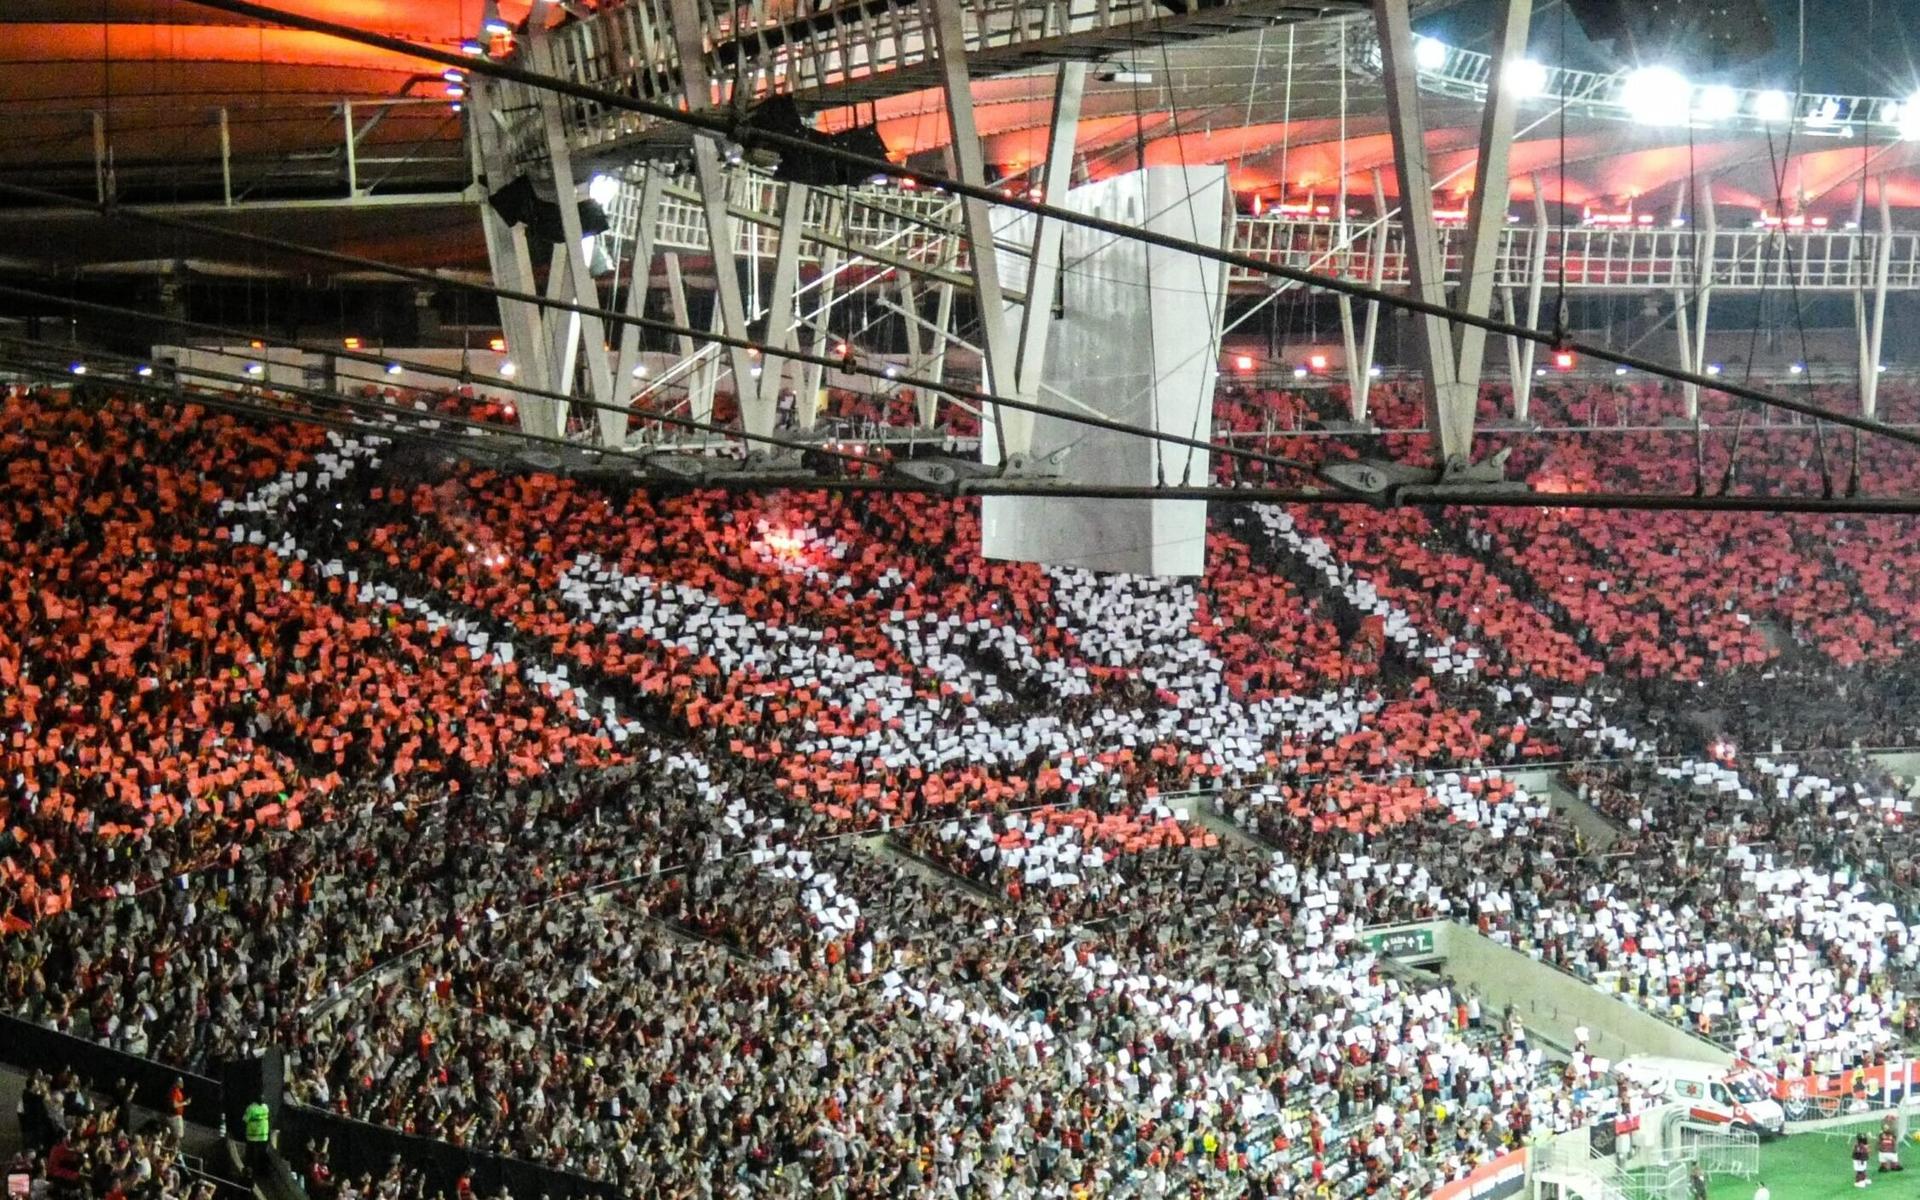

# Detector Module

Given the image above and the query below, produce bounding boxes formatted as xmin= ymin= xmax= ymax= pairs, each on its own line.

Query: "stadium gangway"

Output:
xmin=1532 ymin=1126 xmax=1634 ymax=1200
xmin=602 ymin=174 xmax=1920 ymax=296
xmin=491 ymin=0 xmax=1370 ymax=168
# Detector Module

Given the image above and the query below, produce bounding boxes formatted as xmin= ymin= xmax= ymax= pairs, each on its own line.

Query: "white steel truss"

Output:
xmin=1372 ymin=0 xmax=1530 ymax=463
xmin=466 ymin=0 xmax=1920 ymax=452
xmin=1406 ymin=32 xmax=1917 ymax=142
xmin=485 ymin=0 xmax=1365 ymax=168
xmin=1858 ymin=180 xmax=1894 ymax=418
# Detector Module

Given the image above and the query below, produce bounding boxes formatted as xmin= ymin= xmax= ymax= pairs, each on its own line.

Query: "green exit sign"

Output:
xmin=1366 ymin=928 xmax=1436 ymax=957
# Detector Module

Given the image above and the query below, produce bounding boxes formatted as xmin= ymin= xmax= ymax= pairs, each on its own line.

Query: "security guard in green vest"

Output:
xmin=243 ymin=1101 xmax=271 ymax=1145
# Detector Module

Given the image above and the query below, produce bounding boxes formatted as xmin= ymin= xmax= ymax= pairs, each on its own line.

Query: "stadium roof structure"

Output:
xmin=843 ymin=27 xmax=1920 ymax=216
xmin=3 ymin=0 xmax=1919 ymax=507
xmin=4 ymin=3 xmax=1916 ymax=246
xmin=0 ymin=1 xmax=514 ymax=199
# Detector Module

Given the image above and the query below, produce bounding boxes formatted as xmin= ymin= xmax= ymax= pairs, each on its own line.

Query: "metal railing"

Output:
xmin=600 ymin=168 xmax=1920 ymax=295
xmin=1532 ymin=1128 xmax=1634 ymax=1200
xmin=497 ymin=0 xmax=1364 ymax=164
xmin=12 ymin=96 xmax=468 ymax=205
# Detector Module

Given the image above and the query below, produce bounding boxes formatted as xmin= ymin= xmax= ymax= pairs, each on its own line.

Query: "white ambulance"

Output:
xmin=1614 ymin=1056 xmax=1787 ymax=1135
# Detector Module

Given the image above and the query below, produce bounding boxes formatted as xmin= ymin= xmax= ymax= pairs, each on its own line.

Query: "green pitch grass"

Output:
xmin=1708 ymin=1125 xmax=1907 ymax=1200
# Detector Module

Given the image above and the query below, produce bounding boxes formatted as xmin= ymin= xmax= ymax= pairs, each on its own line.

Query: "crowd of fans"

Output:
xmin=10 ymin=1067 xmax=224 ymax=1200
xmin=5 ymin=375 xmax=1920 ymax=1197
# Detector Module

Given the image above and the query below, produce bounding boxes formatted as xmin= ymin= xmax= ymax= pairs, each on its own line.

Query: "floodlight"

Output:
xmin=1504 ymin=59 xmax=1549 ymax=99
xmin=1621 ymin=66 xmax=1691 ymax=125
xmin=1696 ymin=84 xmax=1739 ymax=121
xmin=1414 ymin=37 xmax=1448 ymax=72
xmin=1753 ymin=89 xmax=1791 ymax=122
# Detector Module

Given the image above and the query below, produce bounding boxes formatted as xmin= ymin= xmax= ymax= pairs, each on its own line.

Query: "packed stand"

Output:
xmin=5 ymin=375 xmax=1920 ymax=1200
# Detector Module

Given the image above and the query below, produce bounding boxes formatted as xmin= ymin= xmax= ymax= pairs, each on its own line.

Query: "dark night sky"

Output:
xmin=1421 ymin=0 xmax=1919 ymax=97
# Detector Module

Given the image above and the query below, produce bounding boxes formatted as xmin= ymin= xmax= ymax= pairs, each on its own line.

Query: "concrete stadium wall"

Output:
xmin=1430 ymin=922 xmax=1734 ymax=1069
xmin=980 ymin=164 xmax=1226 ymax=576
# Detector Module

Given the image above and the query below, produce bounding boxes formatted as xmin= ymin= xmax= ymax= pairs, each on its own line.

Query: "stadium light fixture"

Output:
xmin=1754 ymin=89 xmax=1792 ymax=122
xmin=1789 ymin=362 xmax=1805 ymax=374
xmin=498 ymin=360 xmax=517 ymax=378
xmin=68 ymin=362 xmax=86 ymax=375
xmin=1414 ymin=37 xmax=1449 ymax=72
xmin=1696 ymin=84 xmax=1740 ymax=122
xmin=1707 ymin=363 xmax=1723 ymax=376
xmin=481 ymin=0 xmax=511 ymax=36
xmin=137 ymin=365 xmax=155 ymax=378
xmin=1234 ymin=354 xmax=1255 ymax=373
xmin=1504 ymin=59 xmax=1549 ymax=99
xmin=631 ymin=363 xmax=648 ymax=379
xmin=1805 ymin=96 xmax=1842 ymax=127
xmin=385 ymin=363 xmax=403 ymax=376
xmin=1614 ymin=366 xmax=1629 ymax=376
xmin=1622 ymin=66 xmax=1691 ymax=125
xmin=1293 ymin=366 xmax=1309 ymax=380
xmin=588 ymin=174 xmax=620 ymax=208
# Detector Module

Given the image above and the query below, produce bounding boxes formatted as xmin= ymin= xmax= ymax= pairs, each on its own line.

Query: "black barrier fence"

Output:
xmin=0 ymin=1012 xmax=224 ymax=1128
xmin=278 ymin=1107 xmax=624 ymax=1200
xmin=0 ymin=1014 xmax=622 ymax=1200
